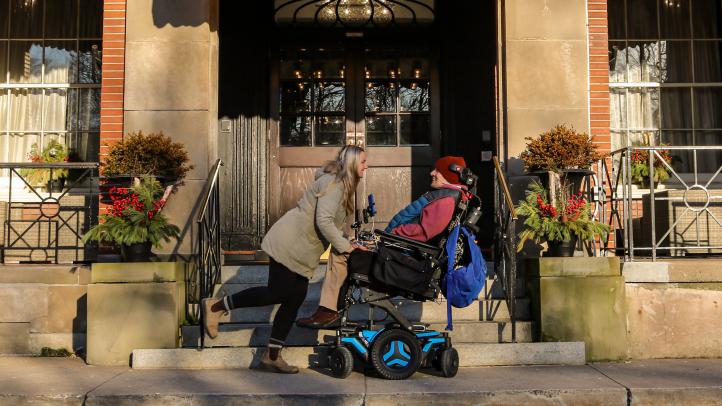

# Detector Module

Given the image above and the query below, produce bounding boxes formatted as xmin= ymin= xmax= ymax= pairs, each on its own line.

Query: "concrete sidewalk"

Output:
xmin=0 ymin=357 xmax=720 ymax=405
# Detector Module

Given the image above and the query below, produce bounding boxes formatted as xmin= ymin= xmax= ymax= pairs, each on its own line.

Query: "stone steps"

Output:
xmin=181 ymin=320 xmax=535 ymax=347
xmin=213 ymin=297 xmax=531 ymax=324
xmin=218 ymin=264 xmax=526 ymax=299
xmin=131 ymin=342 xmax=586 ymax=369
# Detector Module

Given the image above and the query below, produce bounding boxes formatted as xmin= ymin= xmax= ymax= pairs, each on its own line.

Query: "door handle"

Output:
xmin=346 ymin=133 xmax=365 ymax=148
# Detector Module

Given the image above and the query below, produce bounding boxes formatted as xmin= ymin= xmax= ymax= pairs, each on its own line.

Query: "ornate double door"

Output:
xmin=270 ymin=37 xmax=440 ymax=233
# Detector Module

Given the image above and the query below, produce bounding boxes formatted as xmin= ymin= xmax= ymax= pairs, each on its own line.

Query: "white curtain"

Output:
xmin=609 ymin=41 xmax=660 ymax=151
xmin=609 ymin=39 xmax=722 ymax=174
xmin=1 ymin=43 xmax=74 ymax=165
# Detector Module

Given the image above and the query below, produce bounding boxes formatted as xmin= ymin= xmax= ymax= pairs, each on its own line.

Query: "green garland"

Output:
xmin=516 ymin=182 xmax=609 ymax=252
xmin=83 ymin=177 xmax=180 ymax=247
xmin=19 ymin=140 xmax=70 ymax=185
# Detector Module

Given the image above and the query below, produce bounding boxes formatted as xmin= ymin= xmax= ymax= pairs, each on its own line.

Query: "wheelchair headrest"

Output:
xmin=449 ymin=164 xmax=478 ymax=189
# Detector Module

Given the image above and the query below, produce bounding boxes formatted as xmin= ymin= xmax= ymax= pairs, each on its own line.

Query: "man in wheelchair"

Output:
xmin=297 ymin=155 xmax=471 ymax=329
xmin=295 ymin=155 xmax=483 ymax=379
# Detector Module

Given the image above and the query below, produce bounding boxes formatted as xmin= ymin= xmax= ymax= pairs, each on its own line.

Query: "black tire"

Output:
xmin=439 ymin=347 xmax=459 ymax=378
xmin=431 ymin=349 xmax=442 ymax=371
xmin=329 ymin=346 xmax=354 ymax=379
xmin=369 ymin=329 xmax=422 ymax=380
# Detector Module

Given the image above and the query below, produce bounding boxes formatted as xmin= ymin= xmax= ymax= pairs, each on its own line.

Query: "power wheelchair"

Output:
xmin=327 ymin=166 xmax=483 ymax=380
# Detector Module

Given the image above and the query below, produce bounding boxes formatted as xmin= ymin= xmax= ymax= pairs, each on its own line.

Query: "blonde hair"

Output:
xmin=320 ymin=145 xmax=365 ymax=216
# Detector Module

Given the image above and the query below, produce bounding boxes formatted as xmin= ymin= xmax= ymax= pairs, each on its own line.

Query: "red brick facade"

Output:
xmin=99 ymin=0 xmax=127 ymax=162
xmin=587 ymin=0 xmax=615 ymax=247
xmin=588 ymin=0 xmax=610 ymax=152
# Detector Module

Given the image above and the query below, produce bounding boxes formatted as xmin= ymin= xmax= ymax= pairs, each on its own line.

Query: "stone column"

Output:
xmin=501 ymin=0 xmax=590 ymax=159
xmin=123 ymin=0 xmax=219 ymax=256
xmin=526 ymin=257 xmax=628 ymax=362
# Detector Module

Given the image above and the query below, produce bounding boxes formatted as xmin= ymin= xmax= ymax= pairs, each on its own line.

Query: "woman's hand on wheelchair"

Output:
xmin=351 ymin=242 xmax=370 ymax=251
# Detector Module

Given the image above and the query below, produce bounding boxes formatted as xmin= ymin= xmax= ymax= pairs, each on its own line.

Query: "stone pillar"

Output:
xmin=526 ymin=257 xmax=628 ymax=362
xmin=501 ymin=0 xmax=590 ymax=159
xmin=123 ymin=0 xmax=219 ymax=256
xmin=87 ymin=262 xmax=185 ymax=365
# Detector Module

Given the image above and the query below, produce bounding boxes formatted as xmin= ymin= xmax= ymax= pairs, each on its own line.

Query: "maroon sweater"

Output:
xmin=391 ymin=184 xmax=467 ymax=242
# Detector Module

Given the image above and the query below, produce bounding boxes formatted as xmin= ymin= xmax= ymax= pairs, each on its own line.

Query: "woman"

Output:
xmin=202 ymin=145 xmax=368 ymax=373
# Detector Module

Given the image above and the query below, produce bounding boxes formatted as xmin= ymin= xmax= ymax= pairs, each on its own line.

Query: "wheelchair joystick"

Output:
xmin=367 ymin=193 xmax=377 ymax=217
xmin=352 ymin=194 xmax=378 ymax=243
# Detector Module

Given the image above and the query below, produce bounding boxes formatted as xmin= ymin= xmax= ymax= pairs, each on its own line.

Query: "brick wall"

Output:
xmin=587 ymin=0 xmax=616 ymax=248
xmin=588 ymin=0 xmax=610 ymax=152
xmin=99 ymin=0 xmax=127 ymax=162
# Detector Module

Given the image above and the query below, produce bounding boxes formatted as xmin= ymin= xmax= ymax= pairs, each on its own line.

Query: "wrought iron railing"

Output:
xmin=598 ymin=146 xmax=722 ymax=261
xmin=188 ymin=158 xmax=223 ymax=348
xmin=493 ymin=156 xmax=518 ymax=342
xmin=0 ymin=162 xmax=99 ymax=264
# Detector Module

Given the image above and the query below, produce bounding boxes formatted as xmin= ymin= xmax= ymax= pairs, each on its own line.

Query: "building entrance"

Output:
xmin=272 ymin=37 xmax=439 ymax=232
xmin=218 ymin=1 xmax=496 ymax=252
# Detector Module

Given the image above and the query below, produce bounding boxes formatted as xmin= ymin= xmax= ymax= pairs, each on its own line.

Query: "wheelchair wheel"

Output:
xmin=370 ymin=329 xmax=422 ymax=380
xmin=438 ymin=347 xmax=459 ymax=378
xmin=329 ymin=346 xmax=353 ymax=379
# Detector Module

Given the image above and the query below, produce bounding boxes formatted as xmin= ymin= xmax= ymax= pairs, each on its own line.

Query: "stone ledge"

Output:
xmin=0 ymin=265 xmax=89 ymax=285
xmin=528 ymin=257 xmax=621 ymax=278
xmin=91 ymin=262 xmax=186 ymax=283
xmin=622 ymin=260 xmax=722 ymax=283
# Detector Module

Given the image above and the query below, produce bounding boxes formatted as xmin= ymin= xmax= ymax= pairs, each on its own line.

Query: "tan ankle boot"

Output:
xmin=259 ymin=348 xmax=299 ymax=374
xmin=202 ymin=297 xmax=225 ymax=339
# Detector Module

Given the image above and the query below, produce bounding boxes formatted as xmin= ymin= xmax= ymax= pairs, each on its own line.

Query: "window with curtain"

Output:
xmin=608 ymin=0 xmax=722 ymax=174
xmin=0 ymin=0 xmax=102 ymax=170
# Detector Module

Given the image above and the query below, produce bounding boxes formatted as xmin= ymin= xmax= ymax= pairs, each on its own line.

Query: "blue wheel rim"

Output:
xmin=382 ymin=340 xmax=412 ymax=368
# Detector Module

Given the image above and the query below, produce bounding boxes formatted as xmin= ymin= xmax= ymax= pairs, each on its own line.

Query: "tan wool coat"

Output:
xmin=261 ymin=171 xmax=353 ymax=280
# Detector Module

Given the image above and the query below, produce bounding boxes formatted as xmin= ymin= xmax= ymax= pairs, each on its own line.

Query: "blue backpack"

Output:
xmin=442 ymin=225 xmax=487 ymax=330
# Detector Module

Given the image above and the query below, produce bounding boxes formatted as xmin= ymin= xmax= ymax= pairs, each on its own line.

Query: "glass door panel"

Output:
xmin=363 ymin=48 xmax=431 ymax=146
xmin=279 ymin=48 xmax=346 ymax=147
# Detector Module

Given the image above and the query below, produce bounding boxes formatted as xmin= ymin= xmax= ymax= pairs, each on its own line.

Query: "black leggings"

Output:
xmin=227 ymin=258 xmax=309 ymax=346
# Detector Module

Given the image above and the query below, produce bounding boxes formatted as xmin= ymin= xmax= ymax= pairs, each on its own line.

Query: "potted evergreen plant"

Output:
xmin=516 ymin=182 xmax=609 ymax=256
xmin=520 ymin=124 xmax=603 ymax=192
xmin=100 ymin=131 xmax=193 ymax=203
xmin=83 ymin=176 xmax=180 ymax=262
xmin=20 ymin=139 xmax=70 ymax=192
xmin=629 ymin=147 xmax=672 ymax=188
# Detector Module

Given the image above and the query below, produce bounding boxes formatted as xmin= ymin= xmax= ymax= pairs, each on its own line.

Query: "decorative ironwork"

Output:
xmin=0 ymin=162 xmax=99 ymax=264
xmin=599 ymin=146 xmax=722 ymax=261
xmin=274 ymin=0 xmax=435 ymax=27
xmin=493 ymin=156 xmax=518 ymax=342
xmin=188 ymin=159 xmax=223 ymax=348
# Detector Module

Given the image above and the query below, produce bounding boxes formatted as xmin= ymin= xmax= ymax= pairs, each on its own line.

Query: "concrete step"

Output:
xmin=215 ymin=297 xmax=531 ymax=324
xmin=132 ymin=342 xmax=585 ymax=369
xmin=181 ymin=320 xmax=535 ymax=347
xmin=218 ymin=265 xmax=526 ymax=299
xmin=215 ymin=278 xmax=526 ymax=301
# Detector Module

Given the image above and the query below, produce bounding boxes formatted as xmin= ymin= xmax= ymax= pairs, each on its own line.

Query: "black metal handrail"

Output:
xmin=190 ymin=158 xmax=223 ymax=348
xmin=492 ymin=156 xmax=518 ymax=342
xmin=0 ymin=162 xmax=99 ymax=264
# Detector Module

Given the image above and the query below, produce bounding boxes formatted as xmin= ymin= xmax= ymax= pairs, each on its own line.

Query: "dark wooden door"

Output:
xmin=217 ymin=1 xmax=271 ymax=251
xmin=269 ymin=37 xmax=440 ymax=230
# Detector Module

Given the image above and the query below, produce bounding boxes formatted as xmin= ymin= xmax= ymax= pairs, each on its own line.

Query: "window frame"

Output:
xmin=609 ymin=0 xmax=722 ymax=177
xmin=0 ymin=0 xmax=102 ymax=163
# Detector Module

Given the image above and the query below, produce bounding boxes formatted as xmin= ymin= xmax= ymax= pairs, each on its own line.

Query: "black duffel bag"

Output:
xmin=371 ymin=244 xmax=437 ymax=299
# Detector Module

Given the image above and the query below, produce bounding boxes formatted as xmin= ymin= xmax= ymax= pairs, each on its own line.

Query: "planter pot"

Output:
xmin=121 ymin=242 xmax=153 ymax=262
xmin=531 ymin=169 xmax=594 ymax=194
xmin=545 ymin=234 xmax=578 ymax=257
xmin=99 ymin=176 xmax=134 ymax=204
xmin=45 ymin=178 xmax=66 ymax=193
xmin=100 ymin=175 xmax=175 ymax=204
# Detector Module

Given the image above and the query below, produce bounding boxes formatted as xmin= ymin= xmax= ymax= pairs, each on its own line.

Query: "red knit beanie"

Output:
xmin=434 ymin=156 xmax=467 ymax=185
